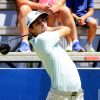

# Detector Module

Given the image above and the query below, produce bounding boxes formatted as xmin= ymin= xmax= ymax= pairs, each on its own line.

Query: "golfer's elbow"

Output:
xmin=66 ymin=27 xmax=71 ymax=35
xmin=59 ymin=26 xmax=71 ymax=38
xmin=63 ymin=27 xmax=71 ymax=36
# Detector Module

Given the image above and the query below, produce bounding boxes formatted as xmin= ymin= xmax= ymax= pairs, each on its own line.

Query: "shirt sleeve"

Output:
xmin=35 ymin=31 xmax=60 ymax=49
xmin=88 ymin=0 xmax=94 ymax=8
xmin=45 ymin=31 xmax=60 ymax=46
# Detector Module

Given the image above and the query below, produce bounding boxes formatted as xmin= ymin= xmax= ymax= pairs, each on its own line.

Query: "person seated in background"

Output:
xmin=66 ymin=0 xmax=97 ymax=52
xmin=16 ymin=0 xmax=84 ymax=52
xmin=16 ymin=0 xmax=51 ymax=52
xmin=38 ymin=0 xmax=63 ymax=26
xmin=26 ymin=10 xmax=84 ymax=100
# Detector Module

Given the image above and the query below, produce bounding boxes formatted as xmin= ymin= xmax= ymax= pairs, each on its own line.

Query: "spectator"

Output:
xmin=39 ymin=0 xmax=85 ymax=52
xmin=67 ymin=0 xmax=97 ymax=52
xmin=26 ymin=10 xmax=84 ymax=100
xmin=39 ymin=0 xmax=63 ymax=26
xmin=16 ymin=0 xmax=52 ymax=52
xmin=16 ymin=0 xmax=84 ymax=52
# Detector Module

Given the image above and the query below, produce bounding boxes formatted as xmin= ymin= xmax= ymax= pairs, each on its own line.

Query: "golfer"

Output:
xmin=25 ymin=11 xmax=84 ymax=100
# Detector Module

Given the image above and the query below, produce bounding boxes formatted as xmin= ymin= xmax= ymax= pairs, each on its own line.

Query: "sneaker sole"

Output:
xmin=17 ymin=50 xmax=31 ymax=52
xmin=73 ymin=49 xmax=85 ymax=52
xmin=66 ymin=50 xmax=72 ymax=52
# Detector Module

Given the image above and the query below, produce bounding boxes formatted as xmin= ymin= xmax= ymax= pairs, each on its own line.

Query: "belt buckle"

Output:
xmin=72 ymin=92 xmax=77 ymax=96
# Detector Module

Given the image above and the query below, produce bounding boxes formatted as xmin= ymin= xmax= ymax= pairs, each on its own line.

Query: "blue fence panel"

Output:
xmin=0 ymin=69 xmax=51 ymax=100
xmin=78 ymin=68 xmax=100 ymax=100
xmin=0 ymin=68 xmax=100 ymax=100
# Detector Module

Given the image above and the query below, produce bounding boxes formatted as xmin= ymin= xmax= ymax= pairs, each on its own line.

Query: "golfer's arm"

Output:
xmin=48 ymin=26 xmax=71 ymax=38
xmin=58 ymin=26 xmax=71 ymax=38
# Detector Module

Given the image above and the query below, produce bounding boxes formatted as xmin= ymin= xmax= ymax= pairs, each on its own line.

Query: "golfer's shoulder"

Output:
xmin=35 ymin=32 xmax=48 ymax=43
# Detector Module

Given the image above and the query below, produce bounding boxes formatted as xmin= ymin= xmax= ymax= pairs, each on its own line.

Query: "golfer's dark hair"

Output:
xmin=29 ymin=23 xmax=33 ymax=28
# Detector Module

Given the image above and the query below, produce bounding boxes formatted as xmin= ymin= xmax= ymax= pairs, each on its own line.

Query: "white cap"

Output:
xmin=25 ymin=11 xmax=48 ymax=27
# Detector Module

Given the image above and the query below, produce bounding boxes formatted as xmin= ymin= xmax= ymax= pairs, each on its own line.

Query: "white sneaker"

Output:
xmin=84 ymin=43 xmax=95 ymax=52
xmin=65 ymin=45 xmax=72 ymax=52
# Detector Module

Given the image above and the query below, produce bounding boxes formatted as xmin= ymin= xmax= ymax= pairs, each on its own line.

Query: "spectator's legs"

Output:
xmin=17 ymin=5 xmax=32 ymax=52
xmin=56 ymin=15 xmax=63 ymax=26
xmin=87 ymin=18 xmax=97 ymax=43
xmin=60 ymin=6 xmax=84 ymax=52
xmin=19 ymin=5 xmax=32 ymax=41
xmin=47 ymin=15 xmax=56 ymax=27
xmin=84 ymin=18 xmax=97 ymax=52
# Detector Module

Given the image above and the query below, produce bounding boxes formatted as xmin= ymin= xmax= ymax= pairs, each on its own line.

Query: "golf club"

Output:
xmin=0 ymin=33 xmax=31 ymax=55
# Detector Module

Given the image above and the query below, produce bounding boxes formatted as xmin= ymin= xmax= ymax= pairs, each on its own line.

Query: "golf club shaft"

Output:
xmin=5 ymin=33 xmax=29 ymax=43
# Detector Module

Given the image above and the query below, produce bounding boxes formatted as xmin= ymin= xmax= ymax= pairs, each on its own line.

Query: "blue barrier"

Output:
xmin=0 ymin=69 xmax=50 ymax=100
xmin=0 ymin=68 xmax=100 ymax=100
xmin=78 ymin=68 xmax=100 ymax=100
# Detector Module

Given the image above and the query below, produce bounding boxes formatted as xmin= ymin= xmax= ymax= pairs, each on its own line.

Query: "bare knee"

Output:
xmin=19 ymin=5 xmax=32 ymax=17
xmin=60 ymin=6 xmax=71 ymax=15
xmin=88 ymin=19 xmax=98 ymax=29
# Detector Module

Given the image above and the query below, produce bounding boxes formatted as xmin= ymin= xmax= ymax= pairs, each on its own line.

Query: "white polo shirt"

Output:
xmin=31 ymin=31 xmax=81 ymax=92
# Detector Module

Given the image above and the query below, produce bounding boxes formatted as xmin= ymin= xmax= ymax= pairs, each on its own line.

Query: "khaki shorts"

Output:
xmin=46 ymin=88 xmax=84 ymax=100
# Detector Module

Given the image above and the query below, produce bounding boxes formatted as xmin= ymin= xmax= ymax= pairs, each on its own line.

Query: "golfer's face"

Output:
xmin=32 ymin=17 xmax=47 ymax=35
